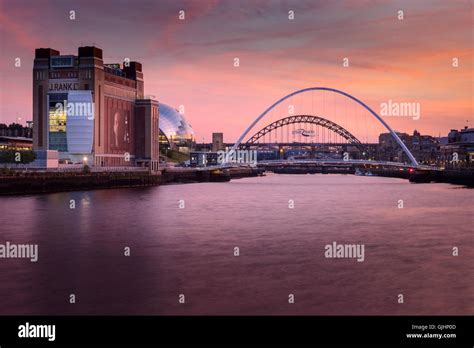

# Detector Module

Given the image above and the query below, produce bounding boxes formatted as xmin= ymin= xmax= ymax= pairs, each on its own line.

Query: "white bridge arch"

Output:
xmin=223 ymin=87 xmax=418 ymax=166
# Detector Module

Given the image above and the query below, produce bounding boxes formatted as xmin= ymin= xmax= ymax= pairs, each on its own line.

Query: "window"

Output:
xmin=51 ymin=56 xmax=74 ymax=68
xmin=48 ymin=93 xmax=68 ymax=152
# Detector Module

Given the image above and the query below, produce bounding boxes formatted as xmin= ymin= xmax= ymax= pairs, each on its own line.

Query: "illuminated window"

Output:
xmin=48 ymin=94 xmax=68 ymax=152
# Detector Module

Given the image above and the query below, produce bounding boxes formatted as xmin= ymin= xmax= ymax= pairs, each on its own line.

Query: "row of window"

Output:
xmin=50 ymin=71 xmax=78 ymax=79
xmin=35 ymin=71 xmax=47 ymax=81
xmin=35 ymin=69 xmax=92 ymax=81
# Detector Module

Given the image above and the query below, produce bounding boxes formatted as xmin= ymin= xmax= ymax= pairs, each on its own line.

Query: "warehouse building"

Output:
xmin=33 ymin=46 xmax=159 ymax=170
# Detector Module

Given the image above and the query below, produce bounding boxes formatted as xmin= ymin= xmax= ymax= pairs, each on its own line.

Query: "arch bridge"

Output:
xmin=243 ymin=114 xmax=365 ymax=152
xmin=224 ymin=87 xmax=419 ymax=166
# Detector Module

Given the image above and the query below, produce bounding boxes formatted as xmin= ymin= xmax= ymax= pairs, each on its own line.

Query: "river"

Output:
xmin=0 ymin=174 xmax=472 ymax=315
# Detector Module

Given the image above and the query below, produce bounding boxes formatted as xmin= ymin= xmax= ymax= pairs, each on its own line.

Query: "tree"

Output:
xmin=8 ymin=123 xmax=24 ymax=131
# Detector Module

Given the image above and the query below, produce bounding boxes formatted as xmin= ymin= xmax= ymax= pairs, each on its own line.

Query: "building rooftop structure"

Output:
xmin=0 ymin=135 xmax=33 ymax=151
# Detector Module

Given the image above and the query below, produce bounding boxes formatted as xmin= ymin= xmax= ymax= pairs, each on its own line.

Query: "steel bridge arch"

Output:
xmin=244 ymin=115 xmax=363 ymax=149
xmin=224 ymin=87 xmax=418 ymax=166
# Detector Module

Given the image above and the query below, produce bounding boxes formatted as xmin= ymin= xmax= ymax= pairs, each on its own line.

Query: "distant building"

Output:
xmin=0 ymin=136 xmax=33 ymax=151
xmin=190 ymin=151 xmax=218 ymax=167
xmin=212 ymin=132 xmax=224 ymax=152
xmin=378 ymin=131 xmax=411 ymax=162
xmin=440 ymin=127 xmax=474 ymax=165
xmin=378 ymin=130 xmax=438 ymax=164
xmin=410 ymin=130 xmax=439 ymax=164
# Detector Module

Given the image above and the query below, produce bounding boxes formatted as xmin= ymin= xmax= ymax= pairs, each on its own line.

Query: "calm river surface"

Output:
xmin=0 ymin=174 xmax=473 ymax=315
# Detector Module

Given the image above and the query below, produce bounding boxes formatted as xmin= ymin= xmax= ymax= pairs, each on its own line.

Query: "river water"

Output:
xmin=0 ymin=174 xmax=473 ymax=315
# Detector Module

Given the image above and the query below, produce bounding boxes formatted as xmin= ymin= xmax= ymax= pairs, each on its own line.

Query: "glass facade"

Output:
xmin=159 ymin=103 xmax=195 ymax=147
xmin=48 ymin=93 xmax=68 ymax=152
xmin=50 ymin=56 xmax=74 ymax=68
xmin=66 ymin=90 xmax=94 ymax=155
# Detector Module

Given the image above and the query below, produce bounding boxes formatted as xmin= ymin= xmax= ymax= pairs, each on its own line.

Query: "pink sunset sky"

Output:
xmin=0 ymin=0 xmax=472 ymax=142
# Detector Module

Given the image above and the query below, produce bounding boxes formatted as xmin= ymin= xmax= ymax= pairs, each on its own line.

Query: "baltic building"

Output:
xmin=33 ymin=46 xmax=159 ymax=170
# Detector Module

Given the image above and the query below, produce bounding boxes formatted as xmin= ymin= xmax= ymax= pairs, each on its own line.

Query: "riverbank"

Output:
xmin=1 ymin=165 xmax=471 ymax=196
xmin=161 ymin=166 xmax=264 ymax=184
xmin=408 ymin=168 xmax=474 ymax=186
xmin=258 ymin=163 xmax=474 ymax=187
xmin=0 ymin=166 xmax=265 ymax=196
xmin=0 ymin=171 xmax=160 ymax=196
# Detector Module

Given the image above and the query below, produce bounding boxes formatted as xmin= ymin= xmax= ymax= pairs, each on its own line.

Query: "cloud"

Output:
xmin=0 ymin=0 xmax=471 ymax=139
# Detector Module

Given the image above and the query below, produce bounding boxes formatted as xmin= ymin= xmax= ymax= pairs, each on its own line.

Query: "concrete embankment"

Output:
xmin=0 ymin=166 xmax=265 ymax=196
xmin=161 ymin=166 xmax=264 ymax=184
xmin=409 ymin=168 xmax=474 ymax=186
xmin=0 ymin=171 xmax=161 ymax=195
xmin=268 ymin=166 xmax=353 ymax=175
xmin=259 ymin=163 xmax=474 ymax=186
xmin=2 ymin=165 xmax=470 ymax=196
